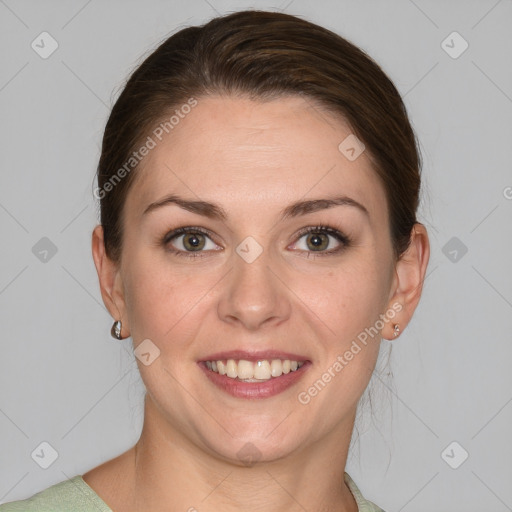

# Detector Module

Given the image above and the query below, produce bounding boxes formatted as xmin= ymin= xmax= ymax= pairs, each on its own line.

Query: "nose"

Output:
xmin=217 ymin=245 xmax=291 ymax=331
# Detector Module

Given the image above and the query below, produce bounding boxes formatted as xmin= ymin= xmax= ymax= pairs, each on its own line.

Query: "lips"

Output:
xmin=198 ymin=350 xmax=311 ymax=399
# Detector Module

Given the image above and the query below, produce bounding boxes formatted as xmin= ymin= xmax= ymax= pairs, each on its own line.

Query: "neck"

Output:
xmin=121 ymin=395 xmax=359 ymax=512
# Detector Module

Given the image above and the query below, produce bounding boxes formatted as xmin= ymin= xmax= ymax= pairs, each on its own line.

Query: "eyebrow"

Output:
xmin=142 ymin=193 xmax=369 ymax=221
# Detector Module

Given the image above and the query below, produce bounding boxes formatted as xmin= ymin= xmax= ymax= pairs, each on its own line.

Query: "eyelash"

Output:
xmin=162 ymin=225 xmax=352 ymax=260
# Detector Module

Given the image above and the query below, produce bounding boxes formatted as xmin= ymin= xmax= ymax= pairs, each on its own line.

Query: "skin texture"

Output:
xmin=87 ymin=94 xmax=430 ymax=512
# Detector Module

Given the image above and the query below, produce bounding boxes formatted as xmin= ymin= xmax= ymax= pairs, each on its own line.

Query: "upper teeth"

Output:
xmin=205 ymin=359 xmax=305 ymax=381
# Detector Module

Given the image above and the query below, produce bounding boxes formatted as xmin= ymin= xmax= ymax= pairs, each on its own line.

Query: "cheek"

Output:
xmin=298 ymin=267 xmax=385 ymax=406
xmin=122 ymin=251 xmax=219 ymax=349
xmin=122 ymin=253 xmax=186 ymax=341
xmin=305 ymin=263 xmax=387 ymax=339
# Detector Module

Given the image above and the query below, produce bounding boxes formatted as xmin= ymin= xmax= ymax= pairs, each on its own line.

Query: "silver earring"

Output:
xmin=393 ymin=324 xmax=400 ymax=337
xmin=111 ymin=320 xmax=123 ymax=340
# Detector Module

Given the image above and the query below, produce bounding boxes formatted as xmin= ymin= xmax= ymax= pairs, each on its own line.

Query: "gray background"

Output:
xmin=1 ymin=1 xmax=511 ymax=511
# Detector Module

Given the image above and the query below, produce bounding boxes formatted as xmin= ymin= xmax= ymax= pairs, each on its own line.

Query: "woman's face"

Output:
xmin=106 ymin=94 xmax=402 ymax=463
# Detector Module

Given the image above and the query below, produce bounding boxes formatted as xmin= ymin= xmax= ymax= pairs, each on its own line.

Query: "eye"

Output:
xmin=162 ymin=224 xmax=351 ymax=260
xmin=163 ymin=227 xmax=220 ymax=258
xmin=290 ymin=225 xmax=351 ymax=257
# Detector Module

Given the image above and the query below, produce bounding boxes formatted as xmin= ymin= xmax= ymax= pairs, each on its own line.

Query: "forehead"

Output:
xmin=126 ymin=94 xmax=387 ymax=224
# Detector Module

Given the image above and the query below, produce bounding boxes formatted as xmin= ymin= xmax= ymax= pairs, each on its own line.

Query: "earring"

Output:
xmin=111 ymin=320 xmax=123 ymax=340
xmin=393 ymin=324 xmax=400 ymax=338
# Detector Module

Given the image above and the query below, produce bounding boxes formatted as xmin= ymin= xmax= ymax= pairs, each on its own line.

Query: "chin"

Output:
xmin=199 ymin=423 xmax=305 ymax=466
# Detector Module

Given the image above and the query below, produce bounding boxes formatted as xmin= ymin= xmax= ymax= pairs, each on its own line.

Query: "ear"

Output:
xmin=383 ymin=223 xmax=430 ymax=340
xmin=91 ymin=225 xmax=130 ymax=338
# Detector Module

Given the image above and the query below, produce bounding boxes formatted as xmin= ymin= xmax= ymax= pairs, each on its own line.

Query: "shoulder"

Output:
xmin=0 ymin=475 xmax=112 ymax=512
xmin=344 ymin=472 xmax=387 ymax=512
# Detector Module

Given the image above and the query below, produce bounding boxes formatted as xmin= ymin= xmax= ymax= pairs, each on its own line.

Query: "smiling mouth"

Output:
xmin=203 ymin=358 xmax=305 ymax=382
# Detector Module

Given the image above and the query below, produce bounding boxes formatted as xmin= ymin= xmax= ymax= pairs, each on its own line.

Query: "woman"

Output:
xmin=1 ymin=9 xmax=429 ymax=512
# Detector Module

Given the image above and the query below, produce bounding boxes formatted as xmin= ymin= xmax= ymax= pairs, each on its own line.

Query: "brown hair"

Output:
xmin=95 ymin=9 xmax=422 ymax=264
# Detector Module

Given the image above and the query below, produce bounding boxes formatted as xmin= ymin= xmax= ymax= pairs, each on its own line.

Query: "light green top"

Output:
xmin=0 ymin=472 xmax=385 ymax=511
